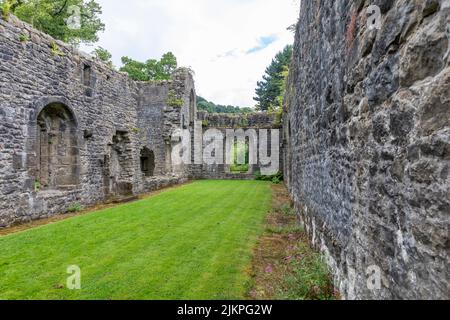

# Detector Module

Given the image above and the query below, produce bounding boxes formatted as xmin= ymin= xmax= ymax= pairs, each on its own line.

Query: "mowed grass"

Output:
xmin=0 ymin=180 xmax=272 ymax=300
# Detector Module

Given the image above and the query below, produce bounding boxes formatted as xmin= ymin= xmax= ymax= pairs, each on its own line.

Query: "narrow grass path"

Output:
xmin=0 ymin=180 xmax=272 ymax=300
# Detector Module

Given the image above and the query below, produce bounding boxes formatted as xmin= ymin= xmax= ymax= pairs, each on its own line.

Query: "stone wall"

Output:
xmin=0 ymin=15 xmax=192 ymax=227
xmin=0 ymin=13 xmax=281 ymax=228
xmin=284 ymin=0 xmax=449 ymax=299
xmin=191 ymin=111 xmax=282 ymax=179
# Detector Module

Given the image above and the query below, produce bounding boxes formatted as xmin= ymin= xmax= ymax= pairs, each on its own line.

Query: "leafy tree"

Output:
xmin=254 ymin=45 xmax=293 ymax=111
xmin=158 ymin=52 xmax=177 ymax=79
xmin=275 ymin=65 xmax=289 ymax=110
xmin=120 ymin=52 xmax=178 ymax=81
xmin=2 ymin=0 xmax=105 ymax=45
xmin=197 ymin=96 xmax=253 ymax=114
xmin=120 ymin=57 xmax=148 ymax=81
xmin=93 ymin=46 xmax=112 ymax=66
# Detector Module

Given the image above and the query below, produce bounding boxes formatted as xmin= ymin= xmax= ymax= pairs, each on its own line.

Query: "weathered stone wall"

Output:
xmin=0 ymin=13 xmax=282 ymax=228
xmin=191 ymin=111 xmax=283 ymax=179
xmin=197 ymin=111 xmax=280 ymax=129
xmin=284 ymin=0 xmax=449 ymax=299
xmin=136 ymin=70 xmax=197 ymax=191
xmin=0 ymin=15 xmax=191 ymax=227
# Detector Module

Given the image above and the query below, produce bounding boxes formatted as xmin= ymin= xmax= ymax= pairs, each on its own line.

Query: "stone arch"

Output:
xmin=189 ymin=89 xmax=196 ymax=124
xmin=36 ymin=102 xmax=79 ymax=189
xmin=140 ymin=147 xmax=155 ymax=177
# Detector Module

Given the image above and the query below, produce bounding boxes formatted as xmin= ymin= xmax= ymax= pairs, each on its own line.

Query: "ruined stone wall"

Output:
xmin=0 ymin=15 xmax=190 ymax=227
xmin=0 ymin=13 xmax=278 ymax=228
xmin=197 ymin=111 xmax=280 ymax=129
xmin=284 ymin=0 xmax=449 ymax=299
xmin=191 ymin=111 xmax=282 ymax=180
xmin=136 ymin=69 xmax=196 ymax=192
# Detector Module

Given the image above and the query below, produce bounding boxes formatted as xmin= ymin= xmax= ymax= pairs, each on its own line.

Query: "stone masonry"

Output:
xmin=0 ymin=15 xmax=197 ymax=227
xmin=191 ymin=111 xmax=283 ymax=180
xmin=1 ymin=1 xmax=448 ymax=301
xmin=0 ymin=14 xmax=279 ymax=228
xmin=284 ymin=0 xmax=449 ymax=299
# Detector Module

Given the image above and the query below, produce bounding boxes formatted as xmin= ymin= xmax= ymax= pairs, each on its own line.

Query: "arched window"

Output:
xmin=140 ymin=147 xmax=155 ymax=177
xmin=37 ymin=103 xmax=79 ymax=189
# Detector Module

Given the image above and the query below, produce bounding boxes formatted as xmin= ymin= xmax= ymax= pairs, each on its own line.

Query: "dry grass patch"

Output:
xmin=248 ymin=184 xmax=339 ymax=300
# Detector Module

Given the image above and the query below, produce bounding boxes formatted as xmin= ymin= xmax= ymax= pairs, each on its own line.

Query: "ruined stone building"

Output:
xmin=1 ymin=0 xmax=449 ymax=300
xmin=0 ymin=14 xmax=279 ymax=229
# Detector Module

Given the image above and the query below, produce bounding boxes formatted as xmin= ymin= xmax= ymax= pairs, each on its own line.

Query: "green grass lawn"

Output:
xmin=0 ymin=180 xmax=272 ymax=300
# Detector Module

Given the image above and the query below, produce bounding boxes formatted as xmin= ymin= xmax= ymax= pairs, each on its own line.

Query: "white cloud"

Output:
xmin=83 ymin=0 xmax=299 ymax=107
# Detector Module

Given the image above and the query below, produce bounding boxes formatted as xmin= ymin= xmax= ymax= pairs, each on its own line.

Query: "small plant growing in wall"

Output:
xmin=50 ymin=42 xmax=65 ymax=56
xmin=67 ymin=203 xmax=83 ymax=213
xmin=19 ymin=34 xmax=29 ymax=42
xmin=202 ymin=120 xmax=209 ymax=127
xmin=33 ymin=180 xmax=41 ymax=192
xmin=166 ymin=90 xmax=183 ymax=107
xmin=132 ymin=127 xmax=141 ymax=134
xmin=240 ymin=116 xmax=249 ymax=127
xmin=271 ymin=109 xmax=283 ymax=128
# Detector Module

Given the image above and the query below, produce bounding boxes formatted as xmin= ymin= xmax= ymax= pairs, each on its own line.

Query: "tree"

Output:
xmin=120 ymin=52 xmax=178 ymax=81
xmin=275 ymin=65 xmax=289 ymax=110
xmin=254 ymin=45 xmax=293 ymax=111
xmin=158 ymin=52 xmax=177 ymax=79
xmin=120 ymin=57 xmax=148 ymax=81
xmin=93 ymin=46 xmax=112 ymax=67
xmin=2 ymin=0 xmax=105 ymax=45
xmin=197 ymin=96 xmax=253 ymax=114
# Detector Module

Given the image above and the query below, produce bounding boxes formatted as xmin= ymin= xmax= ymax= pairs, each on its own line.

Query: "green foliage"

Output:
xmin=120 ymin=52 xmax=178 ymax=81
xmin=67 ymin=203 xmax=83 ymax=213
xmin=270 ymin=108 xmax=283 ymax=128
xmin=277 ymin=243 xmax=336 ymax=300
xmin=157 ymin=52 xmax=177 ymax=79
xmin=254 ymin=45 xmax=292 ymax=111
xmin=201 ymin=119 xmax=209 ymax=127
xmin=280 ymin=203 xmax=295 ymax=216
xmin=50 ymin=41 xmax=64 ymax=56
xmin=239 ymin=116 xmax=249 ymax=127
xmin=266 ymin=224 xmax=304 ymax=234
xmin=0 ymin=180 xmax=272 ymax=299
xmin=230 ymin=164 xmax=250 ymax=173
xmin=4 ymin=0 xmax=105 ymax=45
xmin=93 ymin=46 xmax=112 ymax=67
xmin=166 ymin=89 xmax=183 ymax=107
xmin=230 ymin=140 xmax=250 ymax=173
xmin=0 ymin=0 xmax=13 ymax=21
xmin=255 ymin=171 xmax=284 ymax=184
xmin=19 ymin=33 xmax=29 ymax=42
xmin=33 ymin=180 xmax=41 ymax=192
xmin=119 ymin=56 xmax=148 ymax=81
xmin=197 ymin=96 xmax=253 ymax=114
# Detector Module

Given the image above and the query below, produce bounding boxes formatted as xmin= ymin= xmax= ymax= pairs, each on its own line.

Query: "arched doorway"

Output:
xmin=140 ymin=147 xmax=155 ymax=177
xmin=36 ymin=103 xmax=79 ymax=189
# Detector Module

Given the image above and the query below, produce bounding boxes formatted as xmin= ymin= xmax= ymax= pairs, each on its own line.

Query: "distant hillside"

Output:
xmin=197 ymin=96 xmax=254 ymax=114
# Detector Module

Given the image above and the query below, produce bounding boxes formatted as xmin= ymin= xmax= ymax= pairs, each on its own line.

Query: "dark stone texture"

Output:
xmin=283 ymin=0 xmax=449 ymax=300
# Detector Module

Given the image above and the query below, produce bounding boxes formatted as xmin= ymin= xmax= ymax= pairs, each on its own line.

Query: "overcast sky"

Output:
xmin=82 ymin=0 xmax=299 ymax=108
